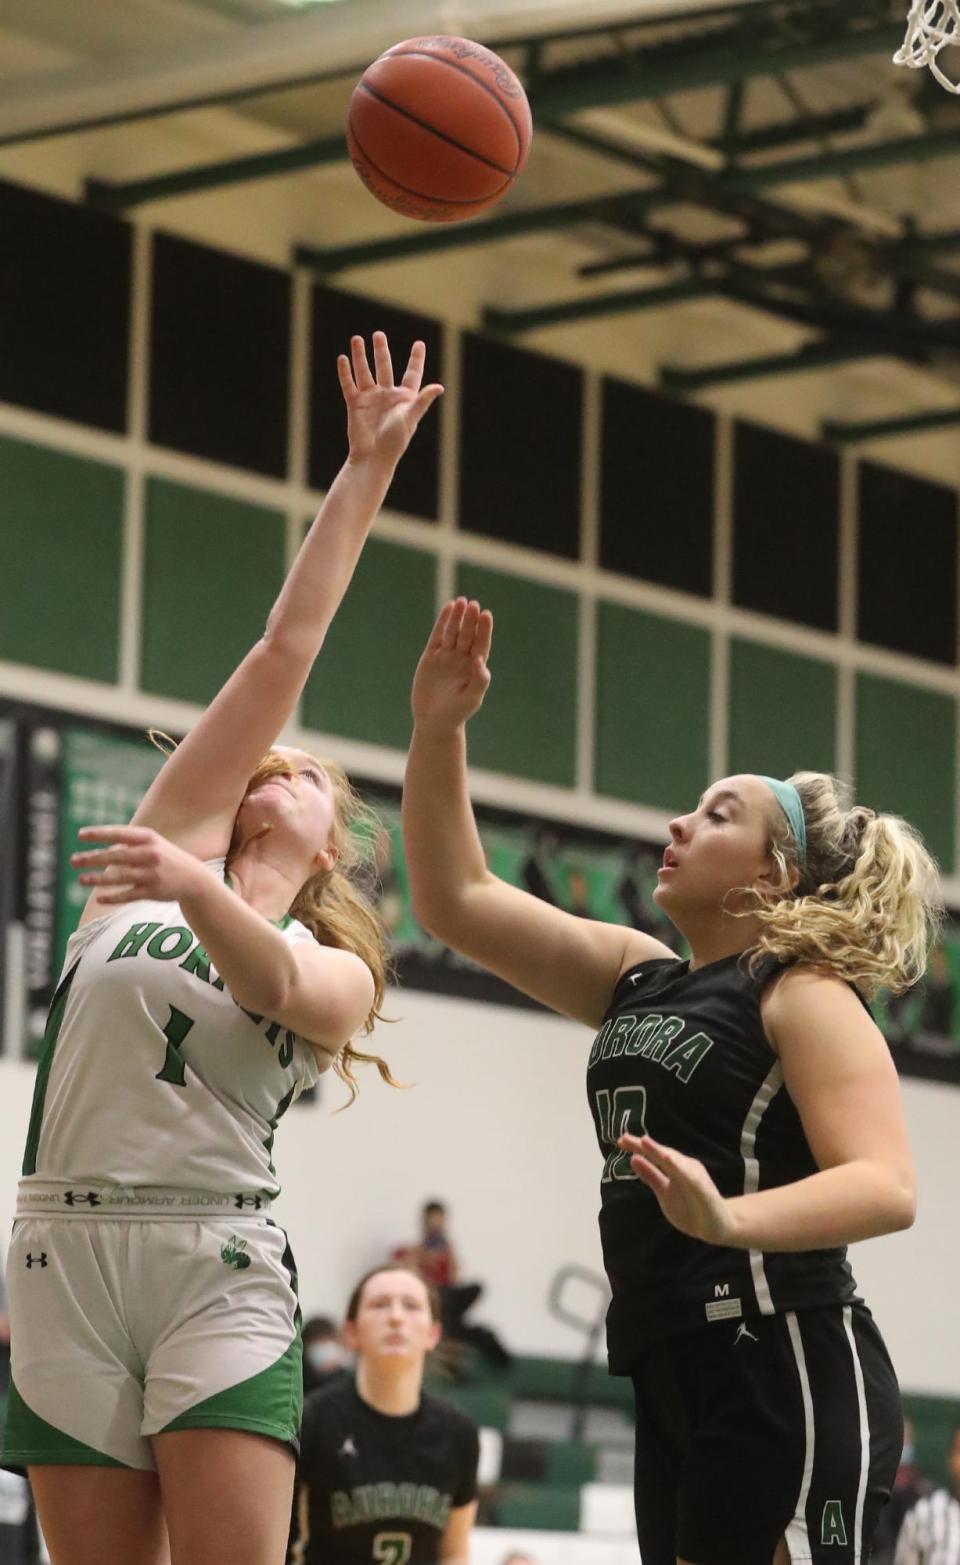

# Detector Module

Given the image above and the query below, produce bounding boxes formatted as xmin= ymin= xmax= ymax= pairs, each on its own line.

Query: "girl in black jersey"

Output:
xmin=288 ymin=1267 xmax=479 ymax=1565
xmin=401 ymin=598 xmax=942 ymax=1565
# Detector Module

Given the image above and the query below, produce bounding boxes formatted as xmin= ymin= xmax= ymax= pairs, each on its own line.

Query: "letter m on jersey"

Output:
xmin=821 ymin=1500 xmax=847 ymax=1546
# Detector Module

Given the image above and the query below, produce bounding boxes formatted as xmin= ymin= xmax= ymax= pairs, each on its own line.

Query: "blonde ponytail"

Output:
xmin=749 ymin=771 xmax=943 ymax=998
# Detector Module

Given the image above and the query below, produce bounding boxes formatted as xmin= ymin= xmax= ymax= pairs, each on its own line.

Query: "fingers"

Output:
xmin=411 ymin=383 xmax=444 ymax=425
xmin=371 ymin=330 xmax=394 ymax=389
xmin=475 ymin=609 xmax=493 ymax=665
xmin=336 ymin=352 xmax=354 ymax=398
xmin=428 ymin=599 xmax=457 ymax=651
xmin=342 ymin=333 xmax=423 ymax=396
xmin=401 ymin=339 xmax=426 ymax=391
xmin=433 ymin=599 xmax=492 ymax=655
xmin=440 ymin=599 xmax=464 ymax=650
xmin=629 ymin=1154 xmax=670 ymax=1194
xmin=456 ymin=600 xmax=481 ymax=653
xmin=76 ymin=825 xmax=153 ymax=845
xmin=350 ymin=335 xmax=375 ymax=391
xmin=72 ymin=847 xmax=152 ymax=870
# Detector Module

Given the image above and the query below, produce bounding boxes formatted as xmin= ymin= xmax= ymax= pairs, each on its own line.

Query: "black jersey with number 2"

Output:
xmin=586 ymin=952 xmax=858 ymax=1372
xmin=289 ymin=1376 xmax=480 ymax=1565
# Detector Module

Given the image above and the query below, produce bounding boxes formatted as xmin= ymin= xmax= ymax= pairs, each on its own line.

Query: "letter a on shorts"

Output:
xmin=821 ymin=1500 xmax=847 ymax=1546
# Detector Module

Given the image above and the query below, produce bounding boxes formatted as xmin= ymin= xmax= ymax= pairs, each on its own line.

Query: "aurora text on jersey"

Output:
xmin=291 ymin=1379 xmax=479 ymax=1565
xmin=587 ymin=953 xmax=858 ymax=1369
xmin=331 ymin=1483 xmax=453 ymax=1529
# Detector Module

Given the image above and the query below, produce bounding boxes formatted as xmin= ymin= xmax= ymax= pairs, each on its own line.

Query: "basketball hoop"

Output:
xmin=894 ymin=0 xmax=960 ymax=93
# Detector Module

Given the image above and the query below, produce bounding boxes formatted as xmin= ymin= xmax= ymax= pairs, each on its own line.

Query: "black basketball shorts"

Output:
xmin=630 ymin=1303 xmax=901 ymax=1565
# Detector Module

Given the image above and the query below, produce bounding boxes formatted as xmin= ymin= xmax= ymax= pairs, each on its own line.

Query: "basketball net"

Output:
xmin=893 ymin=0 xmax=960 ymax=92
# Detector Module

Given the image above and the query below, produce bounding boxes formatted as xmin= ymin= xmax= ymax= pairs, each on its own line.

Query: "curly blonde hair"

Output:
xmin=747 ymin=771 xmax=943 ymax=999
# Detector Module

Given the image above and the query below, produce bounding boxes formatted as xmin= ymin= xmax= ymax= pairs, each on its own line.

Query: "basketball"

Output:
xmin=346 ymin=36 xmax=532 ymax=223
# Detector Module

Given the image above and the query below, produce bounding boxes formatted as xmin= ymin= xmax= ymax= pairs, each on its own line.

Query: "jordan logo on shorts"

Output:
xmin=339 ymin=1437 xmax=358 ymax=1457
xmin=821 ymin=1501 xmax=847 ymax=1546
xmin=734 ymin=1323 xmax=758 ymax=1345
xmin=25 ymin=1253 xmax=48 ymax=1268
xmin=220 ymin=1236 xmax=251 ymax=1270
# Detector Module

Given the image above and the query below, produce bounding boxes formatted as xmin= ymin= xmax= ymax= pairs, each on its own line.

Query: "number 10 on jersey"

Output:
xmin=593 ymin=1086 xmax=648 ymax=1182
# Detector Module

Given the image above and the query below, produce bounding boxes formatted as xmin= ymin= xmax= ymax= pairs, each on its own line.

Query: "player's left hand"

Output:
xmin=339 ymin=332 xmax=444 ymax=468
xmin=72 ymin=824 xmax=207 ymax=906
xmin=618 ymin=1132 xmax=737 ymax=1246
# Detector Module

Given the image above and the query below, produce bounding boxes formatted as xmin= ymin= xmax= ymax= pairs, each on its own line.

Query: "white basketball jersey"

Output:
xmin=20 ymin=860 xmax=324 ymax=1200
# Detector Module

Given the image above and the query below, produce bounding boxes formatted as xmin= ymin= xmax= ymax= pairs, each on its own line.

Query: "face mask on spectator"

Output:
xmin=306 ymin=1341 xmax=348 ymax=1372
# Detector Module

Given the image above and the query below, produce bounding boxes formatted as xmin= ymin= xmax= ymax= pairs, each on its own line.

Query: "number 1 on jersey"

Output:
xmin=155 ymin=1005 xmax=195 ymax=1087
xmin=594 ymin=1085 xmax=648 ymax=1182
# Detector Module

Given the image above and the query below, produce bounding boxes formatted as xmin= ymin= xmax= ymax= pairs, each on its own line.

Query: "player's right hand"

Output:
xmin=411 ymin=598 xmax=492 ymax=735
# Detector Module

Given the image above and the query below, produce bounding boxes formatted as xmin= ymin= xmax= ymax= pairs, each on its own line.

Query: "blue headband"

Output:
xmin=758 ymin=777 xmax=807 ymax=865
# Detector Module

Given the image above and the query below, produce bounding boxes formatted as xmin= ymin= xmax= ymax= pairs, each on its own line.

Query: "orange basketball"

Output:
xmin=346 ymin=36 xmax=532 ymax=223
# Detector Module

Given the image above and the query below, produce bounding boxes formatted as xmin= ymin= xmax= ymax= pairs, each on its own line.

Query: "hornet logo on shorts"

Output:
xmin=63 ymin=1190 xmax=101 ymax=1207
xmin=220 ymin=1236 xmax=251 ymax=1271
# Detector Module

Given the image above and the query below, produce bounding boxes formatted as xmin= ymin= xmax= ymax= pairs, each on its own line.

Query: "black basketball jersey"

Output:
xmin=289 ymin=1376 xmax=479 ymax=1565
xmin=586 ymin=952 xmax=858 ymax=1372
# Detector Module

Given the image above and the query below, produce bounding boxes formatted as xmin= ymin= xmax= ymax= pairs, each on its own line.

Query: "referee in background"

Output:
xmin=895 ymin=1428 xmax=960 ymax=1564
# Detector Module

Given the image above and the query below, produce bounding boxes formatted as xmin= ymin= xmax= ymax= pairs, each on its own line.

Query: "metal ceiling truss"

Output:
xmin=821 ymin=407 xmax=960 ymax=442
xmin=83 ymin=0 xmax=900 ymax=212
xmin=67 ymin=0 xmax=960 ymax=422
xmin=660 ymin=339 xmax=889 ymax=389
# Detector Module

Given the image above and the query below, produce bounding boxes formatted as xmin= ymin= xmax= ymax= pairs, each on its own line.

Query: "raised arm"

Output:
xmin=402 ymin=599 xmax=677 ymax=1028
xmin=133 ymin=333 xmax=443 ymax=861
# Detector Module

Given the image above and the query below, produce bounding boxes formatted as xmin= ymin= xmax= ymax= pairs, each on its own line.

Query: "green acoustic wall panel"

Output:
xmin=141 ymin=479 xmax=285 ymax=707
xmin=455 ymin=565 xmax=578 ymax=786
xmin=595 ymin=603 xmax=710 ymax=812
xmin=0 ymin=435 xmax=123 ymax=682
xmin=303 ymin=535 xmax=436 ymax=750
xmin=856 ymin=673 xmax=955 ymax=872
xmin=728 ymin=640 xmax=836 ymax=780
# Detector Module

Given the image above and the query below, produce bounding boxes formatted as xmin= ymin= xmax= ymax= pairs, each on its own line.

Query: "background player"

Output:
xmin=288 ymin=1265 xmax=479 ymax=1565
xmin=1 ymin=333 xmax=443 ymax=1565
xmin=402 ymin=596 xmax=943 ymax=1565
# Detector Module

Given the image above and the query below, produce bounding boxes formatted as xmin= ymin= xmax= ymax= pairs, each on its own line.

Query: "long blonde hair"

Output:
xmin=747 ymin=771 xmax=943 ymax=998
xmin=150 ymin=733 xmax=400 ymax=1103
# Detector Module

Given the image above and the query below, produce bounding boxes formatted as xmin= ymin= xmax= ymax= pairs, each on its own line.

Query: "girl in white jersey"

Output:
xmin=1 ymin=333 xmax=443 ymax=1565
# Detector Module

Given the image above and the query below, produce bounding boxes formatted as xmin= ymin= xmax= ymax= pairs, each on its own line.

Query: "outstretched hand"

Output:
xmin=339 ymin=332 xmax=444 ymax=468
xmin=412 ymin=598 xmax=493 ymax=737
xmin=618 ymin=1133 xmax=739 ymax=1246
xmin=72 ymin=825 xmax=207 ymax=907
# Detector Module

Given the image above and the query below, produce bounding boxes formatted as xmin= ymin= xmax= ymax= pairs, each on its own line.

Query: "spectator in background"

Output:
xmin=395 ymin=1203 xmax=511 ymax=1375
xmin=894 ymin=1427 xmax=960 ymax=1565
xmin=520 ymin=827 xmax=561 ymax=906
xmin=872 ymin=1418 xmax=932 ymax=1564
xmin=615 ymin=842 xmax=677 ymax=947
xmin=301 ymin=1316 xmax=350 ymax=1399
xmin=566 ymin=866 xmax=592 ymax=919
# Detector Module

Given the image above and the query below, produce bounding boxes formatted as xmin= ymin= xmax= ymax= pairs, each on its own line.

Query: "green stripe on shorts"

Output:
xmin=158 ymin=1332 xmax=303 ymax=1446
xmin=2 ymin=1377 xmax=127 ymax=1467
